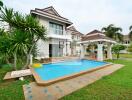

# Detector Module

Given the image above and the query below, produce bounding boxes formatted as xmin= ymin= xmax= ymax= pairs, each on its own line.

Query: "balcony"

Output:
xmin=47 ymin=28 xmax=72 ymax=40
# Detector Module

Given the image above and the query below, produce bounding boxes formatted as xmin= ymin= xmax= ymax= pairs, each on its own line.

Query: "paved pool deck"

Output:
xmin=23 ymin=64 xmax=124 ymax=100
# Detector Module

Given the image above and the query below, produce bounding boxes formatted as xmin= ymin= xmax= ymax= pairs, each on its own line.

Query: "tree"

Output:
xmin=0 ymin=28 xmax=5 ymax=36
xmin=129 ymin=26 xmax=132 ymax=41
xmin=23 ymin=15 xmax=47 ymax=69
xmin=10 ymin=29 xmax=30 ymax=70
xmin=0 ymin=31 xmax=11 ymax=64
xmin=0 ymin=7 xmax=47 ymax=69
xmin=0 ymin=7 xmax=14 ymax=31
xmin=112 ymin=44 xmax=126 ymax=59
xmin=0 ymin=0 xmax=3 ymax=10
xmin=102 ymin=24 xmax=123 ymax=42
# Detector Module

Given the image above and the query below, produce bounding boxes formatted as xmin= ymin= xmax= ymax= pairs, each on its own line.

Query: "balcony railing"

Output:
xmin=48 ymin=28 xmax=72 ymax=40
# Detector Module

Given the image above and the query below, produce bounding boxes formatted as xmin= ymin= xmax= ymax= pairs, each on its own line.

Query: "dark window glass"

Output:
xmin=49 ymin=22 xmax=63 ymax=35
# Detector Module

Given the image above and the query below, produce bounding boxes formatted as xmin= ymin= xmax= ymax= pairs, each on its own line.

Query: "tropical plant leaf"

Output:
xmin=0 ymin=1 xmax=3 ymax=7
xmin=102 ymin=24 xmax=123 ymax=42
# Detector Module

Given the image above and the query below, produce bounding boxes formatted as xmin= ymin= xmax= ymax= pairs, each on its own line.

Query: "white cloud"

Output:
xmin=3 ymin=0 xmax=132 ymax=34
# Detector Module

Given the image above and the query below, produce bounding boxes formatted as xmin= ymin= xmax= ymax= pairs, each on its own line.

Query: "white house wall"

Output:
xmin=36 ymin=39 xmax=49 ymax=59
xmin=37 ymin=16 xmax=49 ymax=31
xmin=63 ymin=41 xmax=71 ymax=56
xmin=36 ymin=15 xmax=72 ymax=58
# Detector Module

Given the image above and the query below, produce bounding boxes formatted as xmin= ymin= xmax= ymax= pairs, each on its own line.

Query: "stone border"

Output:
xmin=30 ymin=60 xmax=113 ymax=86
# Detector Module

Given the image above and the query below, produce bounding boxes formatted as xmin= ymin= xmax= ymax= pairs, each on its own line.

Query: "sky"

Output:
xmin=3 ymin=0 xmax=132 ymax=35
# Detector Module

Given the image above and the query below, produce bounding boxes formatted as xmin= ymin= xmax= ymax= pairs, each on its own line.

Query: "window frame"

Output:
xmin=49 ymin=22 xmax=63 ymax=35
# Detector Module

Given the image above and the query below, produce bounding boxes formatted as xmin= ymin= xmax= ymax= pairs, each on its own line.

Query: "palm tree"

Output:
xmin=0 ymin=7 xmax=47 ymax=69
xmin=102 ymin=24 xmax=123 ymax=42
xmin=0 ymin=7 xmax=14 ymax=31
xmin=10 ymin=29 xmax=30 ymax=70
xmin=0 ymin=31 xmax=11 ymax=64
xmin=22 ymin=15 xmax=47 ymax=69
xmin=0 ymin=28 xmax=5 ymax=36
xmin=129 ymin=25 xmax=132 ymax=41
xmin=0 ymin=0 xmax=3 ymax=10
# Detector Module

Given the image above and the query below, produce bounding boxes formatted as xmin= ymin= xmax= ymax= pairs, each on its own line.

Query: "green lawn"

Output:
xmin=113 ymin=53 xmax=132 ymax=59
xmin=61 ymin=59 xmax=132 ymax=100
xmin=0 ymin=59 xmax=132 ymax=100
xmin=0 ymin=66 xmax=34 ymax=100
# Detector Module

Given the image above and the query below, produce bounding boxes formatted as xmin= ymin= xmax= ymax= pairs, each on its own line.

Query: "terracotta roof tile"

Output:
xmin=31 ymin=6 xmax=72 ymax=26
xmin=67 ymin=26 xmax=83 ymax=36
xmin=86 ymin=30 xmax=103 ymax=35
xmin=82 ymin=31 xmax=114 ymax=41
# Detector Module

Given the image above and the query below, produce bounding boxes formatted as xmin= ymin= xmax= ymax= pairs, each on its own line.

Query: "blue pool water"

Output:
xmin=34 ymin=60 xmax=108 ymax=81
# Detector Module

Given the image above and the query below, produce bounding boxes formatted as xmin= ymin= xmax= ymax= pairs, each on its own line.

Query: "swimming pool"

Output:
xmin=31 ymin=59 xmax=111 ymax=85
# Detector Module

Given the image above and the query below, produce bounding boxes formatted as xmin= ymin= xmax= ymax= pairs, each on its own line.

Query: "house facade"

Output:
xmin=122 ymin=35 xmax=131 ymax=46
xmin=31 ymin=6 xmax=74 ymax=59
xmin=120 ymin=35 xmax=131 ymax=53
xmin=67 ymin=26 xmax=83 ymax=56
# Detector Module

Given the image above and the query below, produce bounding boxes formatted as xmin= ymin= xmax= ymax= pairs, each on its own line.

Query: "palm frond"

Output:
xmin=129 ymin=25 xmax=132 ymax=30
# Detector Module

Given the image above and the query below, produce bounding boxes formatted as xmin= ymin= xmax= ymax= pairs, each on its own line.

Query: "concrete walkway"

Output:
xmin=23 ymin=64 xmax=123 ymax=100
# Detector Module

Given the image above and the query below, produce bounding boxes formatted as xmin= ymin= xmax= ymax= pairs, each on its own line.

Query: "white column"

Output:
xmin=80 ymin=44 xmax=85 ymax=59
xmin=107 ymin=44 xmax=112 ymax=59
xmin=97 ymin=43 xmax=103 ymax=61
xmin=29 ymin=54 xmax=33 ymax=65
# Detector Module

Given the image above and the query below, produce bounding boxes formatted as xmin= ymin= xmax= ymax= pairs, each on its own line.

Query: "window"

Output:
xmin=49 ymin=22 xmax=63 ymax=35
xmin=77 ymin=35 xmax=79 ymax=40
xmin=72 ymin=35 xmax=74 ymax=39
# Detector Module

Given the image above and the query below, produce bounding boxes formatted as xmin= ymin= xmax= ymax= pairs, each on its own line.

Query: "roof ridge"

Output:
xmin=86 ymin=29 xmax=103 ymax=35
xmin=67 ymin=26 xmax=83 ymax=35
xmin=34 ymin=6 xmax=68 ymax=20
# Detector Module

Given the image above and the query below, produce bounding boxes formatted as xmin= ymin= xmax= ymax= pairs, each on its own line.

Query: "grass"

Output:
xmin=0 ymin=55 xmax=132 ymax=100
xmin=113 ymin=53 xmax=132 ymax=59
xmin=0 ymin=65 xmax=34 ymax=100
xmin=61 ymin=59 xmax=132 ymax=100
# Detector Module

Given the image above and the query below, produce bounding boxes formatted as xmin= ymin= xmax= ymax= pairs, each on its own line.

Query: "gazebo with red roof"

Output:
xmin=78 ymin=30 xmax=116 ymax=61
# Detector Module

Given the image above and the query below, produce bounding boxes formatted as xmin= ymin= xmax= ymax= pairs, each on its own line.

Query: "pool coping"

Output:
xmin=30 ymin=60 xmax=113 ymax=86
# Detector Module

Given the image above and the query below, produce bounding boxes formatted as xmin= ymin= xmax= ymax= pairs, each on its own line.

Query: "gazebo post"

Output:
xmin=80 ymin=44 xmax=85 ymax=59
xmin=97 ymin=42 xmax=103 ymax=61
xmin=107 ymin=44 xmax=112 ymax=59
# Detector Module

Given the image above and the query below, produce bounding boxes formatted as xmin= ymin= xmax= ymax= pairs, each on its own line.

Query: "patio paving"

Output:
xmin=23 ymin=64 xmax=124 ymax=100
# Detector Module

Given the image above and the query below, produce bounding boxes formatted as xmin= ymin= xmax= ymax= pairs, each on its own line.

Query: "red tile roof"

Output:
xmin=86 ymin=30 xmax=104 ymax=35
xmin=31 ymin=6 xmax=72 ymax=26
xmin=67 ymin=26 xmax=83 ymax=36
xmin=82 ymin=30 xmax=115 ymax=41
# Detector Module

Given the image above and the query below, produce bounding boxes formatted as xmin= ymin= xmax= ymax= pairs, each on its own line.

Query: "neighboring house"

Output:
xmin=120 ymin=35 xmax=131 ymax=53
xmin=67 ymin=26 xmax=83 ymax=56
xmin=122 ymin=35 xmax=131 ymax=46
xmin=30 ymin=6 xmax=73 ymax=59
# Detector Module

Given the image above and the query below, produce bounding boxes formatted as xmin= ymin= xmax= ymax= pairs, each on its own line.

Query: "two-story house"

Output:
xmin=120 ymin=35 xmax=131 ymax=53
xmin=31 ymin=6 xmax=73 ymax=59
xmin=67 ymin=26 xmax=83 ymax=56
